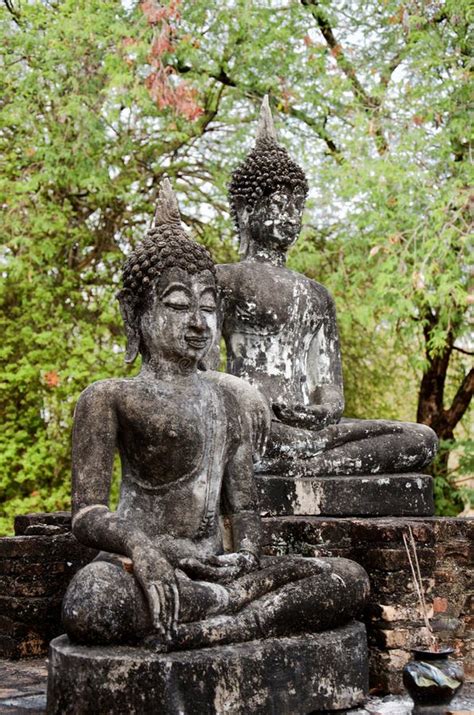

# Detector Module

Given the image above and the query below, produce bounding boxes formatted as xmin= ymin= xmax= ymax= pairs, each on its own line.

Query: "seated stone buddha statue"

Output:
xmin=217 ymin=97 xmax=438 ymax=477
xmin=62 ymin=179 xmax=369 ymax=649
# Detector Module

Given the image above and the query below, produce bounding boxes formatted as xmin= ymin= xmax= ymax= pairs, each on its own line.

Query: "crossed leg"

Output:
xmin=262 ymin=419 xmax=438 ymax=475
xmin=62 ymin=555 xmax=369 ymax=649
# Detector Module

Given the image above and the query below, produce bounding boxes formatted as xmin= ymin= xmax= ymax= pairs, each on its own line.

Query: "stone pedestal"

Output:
xmin=256 ymin=473 xmax=434 ymax=517
xmin=47 ymin=621 xmax=368 ymax=715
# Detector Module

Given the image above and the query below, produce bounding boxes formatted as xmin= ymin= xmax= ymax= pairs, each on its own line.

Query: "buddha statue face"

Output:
xmin=139 ymin=267 xmax=217 ymax=367
xmin=237 ymin=185 xmax=305 ymax=254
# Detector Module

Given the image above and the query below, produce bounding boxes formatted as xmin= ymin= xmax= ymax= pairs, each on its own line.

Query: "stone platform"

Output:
xmin=255 ymin=473 xmax=434 ymax=517
xmin=4 ymin=658 xmax=474 ymax=715
xmin=47 ymin=621 xmax=368 ymax=715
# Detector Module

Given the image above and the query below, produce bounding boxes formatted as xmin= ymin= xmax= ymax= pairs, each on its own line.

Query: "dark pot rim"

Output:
xmin=411 ymin=647 xmax=454 ymax=660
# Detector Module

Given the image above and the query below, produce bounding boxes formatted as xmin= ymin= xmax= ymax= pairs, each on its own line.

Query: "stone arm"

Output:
xmin=71 ymin=383 xmax=178 ymax=636
xmin=71 ymin=384 xmax=148 ymax=556
xmin=309 ymin=289 xmax=344 ymax=413
xmin=273 ymin=289 xmax=344 ymax=431
xmin=222 ymin=411 xmax=262 ymax=563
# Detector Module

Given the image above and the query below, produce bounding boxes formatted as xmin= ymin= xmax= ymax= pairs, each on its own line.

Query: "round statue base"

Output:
xmin=47 ymin=621 xmax=368 ymax=715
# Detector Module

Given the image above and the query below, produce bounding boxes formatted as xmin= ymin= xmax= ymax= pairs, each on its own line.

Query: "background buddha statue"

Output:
xmin=62 ymin=179 xmax=369 ymax=650
xmin=217 ymin=97 xmax=438 ymax=477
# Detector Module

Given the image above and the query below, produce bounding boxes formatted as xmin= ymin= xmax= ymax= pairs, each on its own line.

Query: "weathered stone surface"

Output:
xmin=5 ymin=656 xmax=474 ymax=715
xmin=256 ymin=473 xmax=434 ymax=517
xmin=261 ymin=515 xmax=473 ymax=693
xmin=0 ymin=533 xmax=95 ymax=561
xmin=0 ymin=527 xmax=96 ymax=659
xmin=218 ymin=96 xmax=438 ymax=482
xmin=47 ymin=621 xmax=368 ymax=715
xmin=14 ymin=512 xmax=72 ymax=536
xmin=61 ymin=180 xmax=369 ymax=658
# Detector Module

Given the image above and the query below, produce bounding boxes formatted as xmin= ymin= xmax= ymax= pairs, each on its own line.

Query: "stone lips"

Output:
xmin=47 ymin=621 xmax=368 ymax=715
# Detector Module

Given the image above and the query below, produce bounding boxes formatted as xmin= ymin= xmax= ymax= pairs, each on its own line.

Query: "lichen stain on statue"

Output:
xmin=61 ymin=178 xmax=369 ymax=652
xmin=218 ymin=95 xmax=439 ymax=478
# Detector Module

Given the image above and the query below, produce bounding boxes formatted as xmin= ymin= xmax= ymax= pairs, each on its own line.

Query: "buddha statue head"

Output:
xmin=228 ymin=96 xmax=309 ymax=259
xmin=117 ymin=179 xmax=217 ymax=366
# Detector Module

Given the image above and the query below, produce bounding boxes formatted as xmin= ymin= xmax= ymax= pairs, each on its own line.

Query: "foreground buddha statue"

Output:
xmin=62 ymin=179 xmax=369 ymax=649
xmin=217 ymin=97 xmax=438 ymax=477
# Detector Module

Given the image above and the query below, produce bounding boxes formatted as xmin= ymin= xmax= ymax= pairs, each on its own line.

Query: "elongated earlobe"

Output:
xmin=117 ymin=289 xmax=140 ymax=364
xmin=237 ymin=203 xmax=250 ymax=258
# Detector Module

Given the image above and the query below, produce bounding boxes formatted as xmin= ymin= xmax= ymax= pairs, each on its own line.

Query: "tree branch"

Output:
xmin=175 ymin=58 xmax=344 ymax=161
xmin=445 ymin=368 xmax=474 ymax=432
xmin=3 ymin=0 xmax=21 ymax=26
xmin=453 ymin=345 xmax=474 ymax=357
xmin=379 ymin=48 xmax=405 ymax=89
xmin=285 ymin=105 xmax=343 ymax=163
xmin=301 ymin=0 xmax=389 ymax=155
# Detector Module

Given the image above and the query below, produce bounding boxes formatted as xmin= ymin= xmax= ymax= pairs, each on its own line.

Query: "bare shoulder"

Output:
xmin=74 ymin=378 xmax=135 ymax=418
xmin=302 ymin=277 xmax=335 ymax=312
xmin=216 ymin=262 xmax=242 ymax=292
xmin=202 ymin=370 xmax=268 ymax=411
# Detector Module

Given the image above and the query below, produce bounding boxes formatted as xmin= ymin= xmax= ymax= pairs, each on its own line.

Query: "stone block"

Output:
xmin=369 ymin=648 xmax=411 ymax=693
xmin=350 ymin=517 xmax=436 ymax=545
xmin=373 ymin=627 xmax=432 ymax=650
xmin=261 ymin=517 xmax=353 ymax=557
xmin=0 ymin=572 xmax=75 ymax=598
xmin=14 ymin=512 xmax=72 ymax=536
xmin=0 ymin=596 xmax=63 ymax=625
xmin=355 ymin=547 xmax=435 ymax=573
xmin=47 ymin=622 xmax=369 ymax=715
xmin=0 ymin=560 xmax=69 ymax=576
xmin=256 ymin=473 xmax=434 ymax=517
xmin=433 ymin=518 xmax=473 ymax=542
xmin=371 ymin=603 xmax=434 ymax=623
xmin=0 ymin=533 xmax=95 ymax=562
xmin=0 ymin=633 xmax=46 ymax=659
xmin=436 ymin=541 xmax=473 ymax=563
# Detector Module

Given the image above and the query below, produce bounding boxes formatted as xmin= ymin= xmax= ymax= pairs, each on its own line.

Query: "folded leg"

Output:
xmin=261 ymin=419 xmax=437 ymax=475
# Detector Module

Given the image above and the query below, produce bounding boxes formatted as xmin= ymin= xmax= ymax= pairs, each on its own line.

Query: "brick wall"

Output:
xmin=0 ymin=512 xmax=471 ymax=695
xmin=0 ymin=513 xmax=96 ymax=658
xmin=261 ymin=516 xmax=473 ymax=693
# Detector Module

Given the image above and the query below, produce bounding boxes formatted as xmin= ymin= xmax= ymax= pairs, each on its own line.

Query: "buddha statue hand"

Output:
xmin=130 ymin=541 xmax=179 ymax=641
xmin=178 ymin=551 xmax=259 ymax=584
xmin=272 ymin=401 xmax=342 ymax=431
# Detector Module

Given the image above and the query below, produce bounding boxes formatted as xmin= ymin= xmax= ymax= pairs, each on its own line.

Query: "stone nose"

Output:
xmin=188 ymin=308 xmax=207 ymax=332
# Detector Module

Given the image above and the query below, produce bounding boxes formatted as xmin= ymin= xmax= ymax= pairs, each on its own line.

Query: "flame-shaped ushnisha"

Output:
xmin=255 ymin=94 xmax=278 ymax=144
xmin=153 ymin=177 xmax=183 ymax=231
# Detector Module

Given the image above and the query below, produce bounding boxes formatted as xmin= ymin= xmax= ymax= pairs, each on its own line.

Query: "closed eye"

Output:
xmin=164 ymin=302 xmax=190 ymax=311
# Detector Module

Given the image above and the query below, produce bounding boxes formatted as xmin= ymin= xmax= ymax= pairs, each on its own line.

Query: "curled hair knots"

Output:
xmin=121 ymin=232 xmax=216 ymax=307
xmin=228 ymin=138 xmax=309 ymax=225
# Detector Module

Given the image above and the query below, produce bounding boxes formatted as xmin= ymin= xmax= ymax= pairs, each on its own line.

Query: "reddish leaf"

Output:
xmin=150 ymin=24 xmax=173 ymax=58
xmin=45 ymin=371 xmax=60 ymax=388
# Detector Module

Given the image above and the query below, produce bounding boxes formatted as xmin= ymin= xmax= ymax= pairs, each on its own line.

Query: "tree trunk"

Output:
xmin=417 ymin=312 xmax=473 ymax=481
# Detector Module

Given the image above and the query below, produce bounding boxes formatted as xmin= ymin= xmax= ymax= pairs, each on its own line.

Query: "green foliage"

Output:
xmin=433 ymin=440 xmax=473 ymax=517
xmin=1 ymin=0 xmax=472 ymax=533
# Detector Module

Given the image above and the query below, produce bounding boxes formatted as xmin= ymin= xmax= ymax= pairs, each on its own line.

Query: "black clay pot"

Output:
xmin=403 ymin=648 xmax=464 ymax=714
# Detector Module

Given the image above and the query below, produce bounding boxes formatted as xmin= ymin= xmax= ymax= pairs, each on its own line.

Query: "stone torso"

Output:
xmin=218 ymin=261 xmax=333 ymax=406
xmin=101 ymin=376 xmax=239 ymax=561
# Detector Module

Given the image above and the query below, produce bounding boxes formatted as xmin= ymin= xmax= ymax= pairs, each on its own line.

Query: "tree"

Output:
xmin=0 ymin=0 xmax=235 ymax=532
xmin=158 ymin=0 xmax=473 ymax=511
xmin=1 ymin=0 xmax=471 ymax=532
